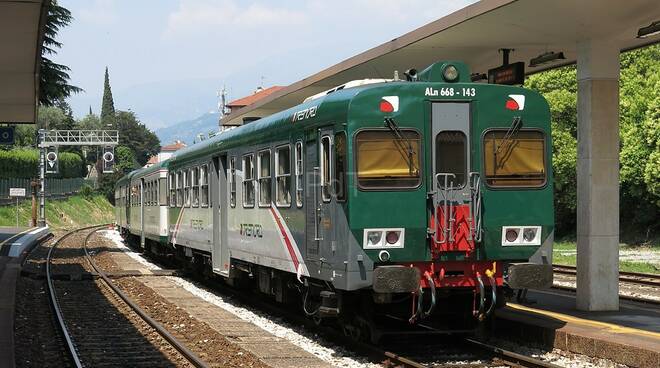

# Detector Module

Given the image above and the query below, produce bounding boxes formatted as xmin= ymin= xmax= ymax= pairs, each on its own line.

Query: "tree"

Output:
xmin=526 ymin=44 xmax=660 ymax=238
xmin=39 ymin=0 xmax=82 ymax=106
xmin=101 ymin=67 xmax=116 ymax=127
xmin=115 ymin=110 xmax=160 ymax=166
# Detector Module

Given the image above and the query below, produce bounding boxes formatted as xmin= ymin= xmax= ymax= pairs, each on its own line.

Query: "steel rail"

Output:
xmin=463 ymin=338 xmax=562 ymax=368
xmin=46 ymin=225 xmax=209 ymax=368
xmin=553 ymin=265 xmax=660 ymax=287
xmin=81 ymin=228 xmax=209 ymax=368
xmin=46 ymin=224 xmax=107 ymax=368
xmin=551 ymin=284 xmax=660 ymax=306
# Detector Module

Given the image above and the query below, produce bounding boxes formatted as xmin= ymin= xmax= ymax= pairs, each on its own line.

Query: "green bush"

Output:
xmin=0 ymin=149 xmax=85 ymax=179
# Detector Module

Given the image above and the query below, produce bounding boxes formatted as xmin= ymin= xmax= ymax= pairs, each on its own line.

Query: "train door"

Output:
xmin=305 ymin=127 xmax=337 ymax=272
xmin=125 ymin=186 xmax=130 ymax=228
xmin=429 ymin=102 xmax=478 ymax=255
xmin=213 ymin=155 xmax=230 ymax=276
xmin=140 ymin=178 xmax=145 ymax=247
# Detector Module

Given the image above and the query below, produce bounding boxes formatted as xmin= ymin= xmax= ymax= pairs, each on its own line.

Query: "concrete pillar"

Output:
xmin=575 ymin=40 xmax=620 ymax=311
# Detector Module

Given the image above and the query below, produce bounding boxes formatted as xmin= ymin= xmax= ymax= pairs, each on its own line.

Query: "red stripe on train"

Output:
xmin=269 ymin=207 xmax=300 ymax=271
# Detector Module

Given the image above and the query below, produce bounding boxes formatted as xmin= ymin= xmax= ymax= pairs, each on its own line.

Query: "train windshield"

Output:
xmin=483 ymin=130 xmax=546 ymax=187
xmin=356 ymin=129 xmax=421 ymax=189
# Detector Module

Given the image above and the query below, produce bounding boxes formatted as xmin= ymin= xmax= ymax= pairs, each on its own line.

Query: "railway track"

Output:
xmin=552 ymin=264 xmax=660 ymax=305
xmin=45 ymin=225 xmax=208 ymax=368
xmin=553 ymin=265 xmax=660 ymax=288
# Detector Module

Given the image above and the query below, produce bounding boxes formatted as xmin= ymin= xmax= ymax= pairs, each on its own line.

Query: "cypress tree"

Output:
xmin=88 ymin=105 xmax=92 ymax=115
xmin=100 ymin=66 xmax=116 ymax=127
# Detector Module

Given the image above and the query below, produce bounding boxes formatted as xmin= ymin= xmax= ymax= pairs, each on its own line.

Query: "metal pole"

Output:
xmin=38 ymin=129 xmax=46 ymax=227
xmin=16 ymin=197 xmax=19 ymax=227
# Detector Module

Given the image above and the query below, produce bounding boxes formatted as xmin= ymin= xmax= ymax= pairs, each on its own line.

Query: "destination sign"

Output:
xmin=488 ymin=62 xmax=525 ymax=85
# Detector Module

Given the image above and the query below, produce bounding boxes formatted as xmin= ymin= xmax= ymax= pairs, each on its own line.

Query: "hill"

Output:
xmin=155 ymin=112 xmax=220 ymax=146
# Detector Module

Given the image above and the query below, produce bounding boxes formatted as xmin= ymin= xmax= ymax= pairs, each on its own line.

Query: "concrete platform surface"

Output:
xmin=527 ymin=289 xmax=660 ymax=332
xmin=0 ymin=226 xmax=51 ymax=368
xmin=495 ymin=289 xmax=660 ymax=368
xmin=0 ymin=226 xmax=50 ymax=257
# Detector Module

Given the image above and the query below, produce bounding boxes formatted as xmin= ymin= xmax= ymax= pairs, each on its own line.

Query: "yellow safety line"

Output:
xmin=507 ymin=302 xmax=660 ymax=339
xmin=0 ymin=227 xmax=36 ymax=249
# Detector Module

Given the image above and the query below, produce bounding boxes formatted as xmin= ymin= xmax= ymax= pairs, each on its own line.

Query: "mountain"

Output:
xmin=155 ymin=112 xmax=221 ymax=147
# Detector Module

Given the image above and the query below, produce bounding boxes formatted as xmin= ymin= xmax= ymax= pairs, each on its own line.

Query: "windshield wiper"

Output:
xmin=495 ymin=116 xmax=523 ymax=155
xmin=385 ymin=117 xmax=418 ymax=175
xmin=494 ymin=116 xmax=523 ymax=169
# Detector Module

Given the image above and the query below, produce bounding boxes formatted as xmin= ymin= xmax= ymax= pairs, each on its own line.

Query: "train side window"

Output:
xmin=176 ymin=171 xmax=183 ymax=207
xmin=258 ymin=149 xmax=272 ymax=207
xmin=320 ymin=135 xmax=332 ymax=202
xmin=243 ymin=154 xmax=255 ymax=207
xmin=168 ymin=173 xmax=176 ymax=207
xmin=295 ymin=141 xmax=303 ymax=207
xmin=334 ymin=132 xmax=347 ymax=201
xmin=229 ymin=157 xmax=236 ymax=208
xmin=192 ymin=167 xmax=200 ymax=207
xmin=185 ymin=169 xmax=192 ymax=207
xmin=200 ymin=165 xmax=209 ymax=207
xmin=159 ymin=178 xmax=167 ymax=206
xmin=275 ymin=145 xmax=291 ymax=207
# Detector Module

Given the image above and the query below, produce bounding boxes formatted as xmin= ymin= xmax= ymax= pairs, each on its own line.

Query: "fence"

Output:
xmin=0 ymin=177 xmax=92 ymax=205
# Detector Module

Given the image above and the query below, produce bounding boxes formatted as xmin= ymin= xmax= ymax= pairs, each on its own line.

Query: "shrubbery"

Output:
xmin=0 ymin=149 xmax=85 ymax=179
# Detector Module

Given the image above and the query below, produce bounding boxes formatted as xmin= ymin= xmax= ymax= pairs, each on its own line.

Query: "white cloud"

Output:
xmin=78 ymin=0 xmax=118 ymax=25
xmin=164 ymin=0 xmax=307 ymax=37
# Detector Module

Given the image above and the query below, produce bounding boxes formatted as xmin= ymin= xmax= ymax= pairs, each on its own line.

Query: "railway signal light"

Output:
xmin=0 ymin=126 xmax=15 ymax=145
xmin=102 ymin=146 xmax=115 ymax=173
xmin=46 ymin=147 xmax=59 ymax=174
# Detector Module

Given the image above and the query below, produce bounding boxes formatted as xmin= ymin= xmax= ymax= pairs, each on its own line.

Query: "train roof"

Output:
xmin=167 ymin=83 xmax=373 ymax=166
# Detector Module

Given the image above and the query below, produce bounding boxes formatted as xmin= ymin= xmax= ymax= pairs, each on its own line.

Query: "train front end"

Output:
xmin=346 ymin=61 xmax=553 ymax=328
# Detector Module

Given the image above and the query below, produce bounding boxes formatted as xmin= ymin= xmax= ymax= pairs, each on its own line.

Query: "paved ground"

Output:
xmin=526 ymin=289 xmax=660 ymax=332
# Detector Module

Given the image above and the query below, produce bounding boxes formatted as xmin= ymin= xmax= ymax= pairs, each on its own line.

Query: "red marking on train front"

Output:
xmin=505 ymin=99 xmax=519 ymax=110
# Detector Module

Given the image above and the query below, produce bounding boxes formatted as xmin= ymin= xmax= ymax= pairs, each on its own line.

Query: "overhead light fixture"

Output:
xmin=529 ymin=51 xmax=566 ymax=68
xmin=637 ymin=21 xmax=660 ymax=38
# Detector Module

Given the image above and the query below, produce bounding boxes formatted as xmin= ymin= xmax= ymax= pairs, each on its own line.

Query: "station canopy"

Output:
xmin=0 ymin=0 xmax=46 ymax=124
xmin=222 ymin=0 xmax=660 ymax=126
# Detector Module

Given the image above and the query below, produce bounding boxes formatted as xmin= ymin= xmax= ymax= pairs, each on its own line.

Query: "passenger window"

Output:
xmin=200 ymin=165 xmax=209 ymax=207
xmin=184 ymin=169 xmax=191 ymax=207
xmin=192 ymin=167 xmax=200 ymax=207
xmin=436 ymin=131 xmax=467 ymax=188
xmin=229 ymin=157 xmax=236 ymax=208
xmin=243 ymin=154 xmax=255 ymax=207
xmin=159 ymin=178 xmax=167 ymax=206
xmin=176 ymin=171 xmax=183 ymax=207
xmin=258 ymin=150 xmax=272 ymax=207
xmin=275 ymin=145 xmax=291 ymax=206
xmin=334 ymin=132 xmax=347 ymax=201
xmin=168 ymin=173 xmax=176 ymax=207
xmin=295 ymin=141 xmax=303 ymax=208
xmin=321 ymin=136 xmax=332 ymax=202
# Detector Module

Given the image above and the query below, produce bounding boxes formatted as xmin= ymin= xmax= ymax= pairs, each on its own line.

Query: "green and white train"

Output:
xmin=116 ymin=60 xmax=554 ymax=338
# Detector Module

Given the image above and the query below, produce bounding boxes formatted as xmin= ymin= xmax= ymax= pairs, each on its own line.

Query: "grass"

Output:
xmin=554 ymin=239 xmax=660 ymax=275
xmin=0 ymin=194 xmax=114 ymax=230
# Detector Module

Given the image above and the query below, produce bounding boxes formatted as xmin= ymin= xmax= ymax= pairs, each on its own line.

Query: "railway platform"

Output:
xmin=0 ymin=226 xmax=51 ymax=368
xmin=494 ymin=289 xmax=660 ymax=368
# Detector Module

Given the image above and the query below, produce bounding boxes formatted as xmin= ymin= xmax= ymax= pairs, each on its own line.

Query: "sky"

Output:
xmin=57 ymin=0 xmax=476 ymax=129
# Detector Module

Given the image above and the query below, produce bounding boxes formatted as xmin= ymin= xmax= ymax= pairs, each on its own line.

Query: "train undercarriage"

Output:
xmin=121 ymin=230 xmax=505 ymax=343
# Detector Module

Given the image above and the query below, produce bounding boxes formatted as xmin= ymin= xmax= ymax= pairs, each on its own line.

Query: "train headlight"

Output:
xmin=386 ymin=231 xmax=400 ymax=244
xmin=502 ymin=226 xmax=541 ymax=246
xmin=363 ymin=228 xmax=405 ymax=249
xmin=505 ymin=229 xmax=519 ymax=242
xmin=523 ymin=228 xmax=537 ymax=242
xmin=443 ymin=65 xmax=459 ymax=82
xmin=367 ymin=231 xmax=382 ymax=246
